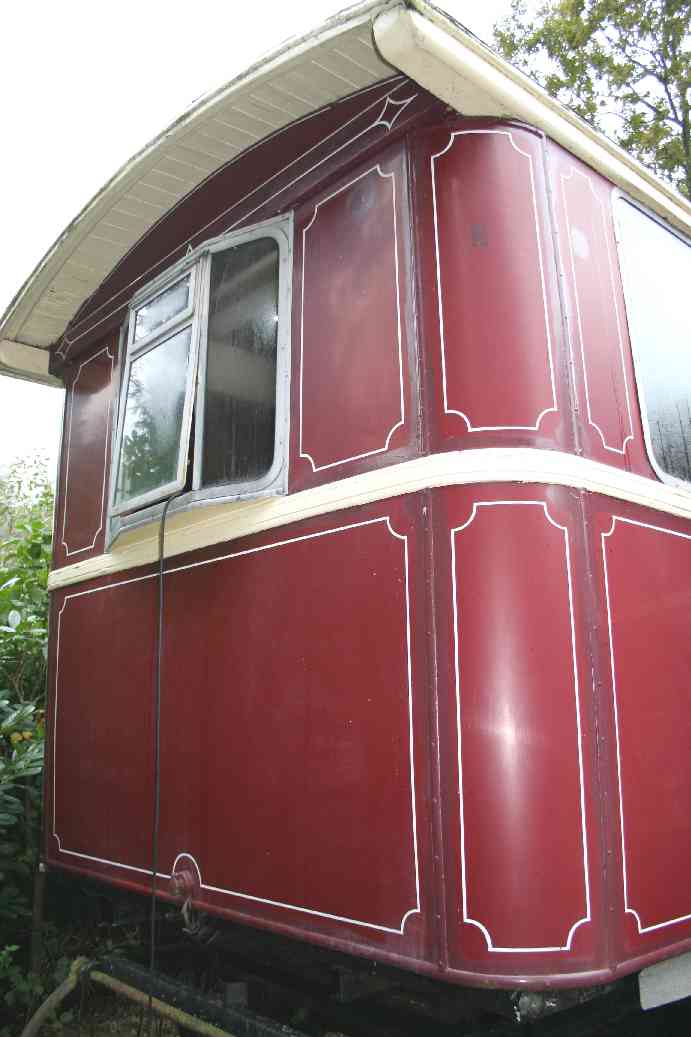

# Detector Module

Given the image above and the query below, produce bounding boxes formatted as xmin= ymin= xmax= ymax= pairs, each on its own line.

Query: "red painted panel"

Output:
xmin=54 ymin=344 xmax=115 ymax=568
xmin=295 ymin=150 xmax=412 ymax=482
xmin=51 ymin=578 xmax=156 ymax=869
xmin=430 ymin=128 xmax=558 ymax=435
xmin=433 ymin=486 xmax=596 ymax=971
xmin=48 ymin=501 xmax=430 ymax=954
xmin=159 ymin=512 xmax=419 ymax=934
xmin=551 ymin=148 xmax=648 ymax=472
xmin=599 ymin=513 xmax=691 ymax=946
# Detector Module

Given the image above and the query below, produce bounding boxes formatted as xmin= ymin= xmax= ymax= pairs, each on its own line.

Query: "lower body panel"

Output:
xmin=45 ymin=484 xmax=691 ymax=988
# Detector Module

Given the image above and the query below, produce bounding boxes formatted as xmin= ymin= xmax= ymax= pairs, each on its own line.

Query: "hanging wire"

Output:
xmin=147 ymin=491 xmax=184 ymax=1036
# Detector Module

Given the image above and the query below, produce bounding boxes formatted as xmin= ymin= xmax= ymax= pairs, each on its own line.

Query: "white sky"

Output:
xmin=0 ymin=0 xmax=509 ymax=481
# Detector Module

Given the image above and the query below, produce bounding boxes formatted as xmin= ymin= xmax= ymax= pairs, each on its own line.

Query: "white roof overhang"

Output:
xmin=376 ymin=2 xmax=691 ymax=230
xmin=0 ymin=339 xmax=59 ymax=386
xmin=2 ymin=0 xmax=690 ymax=384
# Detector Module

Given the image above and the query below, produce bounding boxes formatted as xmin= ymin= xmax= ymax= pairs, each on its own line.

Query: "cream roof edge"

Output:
xmin=376 ymin=2 xmax=691 ymax=230
xmin=2 ymin=0 xmax=690 ymax=385
xmin=0 ymin=340 xmax=61 ymax=387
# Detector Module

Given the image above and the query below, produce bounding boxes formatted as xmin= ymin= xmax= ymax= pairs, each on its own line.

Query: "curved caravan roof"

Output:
xmin=2 ymin=0 xmax=690 ymax=385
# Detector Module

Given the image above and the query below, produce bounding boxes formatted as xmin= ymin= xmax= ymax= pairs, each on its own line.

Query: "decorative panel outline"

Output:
xmin=451 ymin=500 xmax=590 ymax=951
xmin=560 ymin=167 xmax=634 ymax=455
xmin=59 ymin=85 xmax=418 ymax=357
xmin=299 ymin=165 xmax=405 ymax=470
xmin=52 ymin=515 xmax=421 ymax=935
xmin=602 ymin=515 xmax=691 ymax=933
xmin=431 ymin=130 xmax=558 ymax=431
xmin=61 ymin=346 xmax=115 ymax=556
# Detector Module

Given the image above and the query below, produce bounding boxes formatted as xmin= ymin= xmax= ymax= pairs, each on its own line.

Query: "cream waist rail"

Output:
xmin=48 ymin=448 xmax=691 ymax=591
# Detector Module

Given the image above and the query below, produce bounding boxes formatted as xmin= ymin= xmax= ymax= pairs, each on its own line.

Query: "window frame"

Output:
xmin=110 ymin=265 xmax=199 ymax=517
xmin=611 ymin=188 xmax=691 ymax=493
xmin=107 ymin=213 xmax=293 ymax=543
xmin=190 ymin=224 xmax=290 ymax=501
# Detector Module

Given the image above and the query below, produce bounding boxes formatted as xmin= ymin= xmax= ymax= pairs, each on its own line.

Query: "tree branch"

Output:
xmin=625 ymin=83 xmax=676 ymax=123
xmin=659 ymin=73 xmax=682 ymax=125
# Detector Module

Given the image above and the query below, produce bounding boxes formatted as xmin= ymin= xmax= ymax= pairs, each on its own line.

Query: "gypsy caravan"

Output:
xmin=2 ymin=1 xmax=691 ymax=1030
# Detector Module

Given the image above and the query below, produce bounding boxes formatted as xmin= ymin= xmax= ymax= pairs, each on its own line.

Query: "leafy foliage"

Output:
xmin=494 ymin=0 xmax=691 ymax=197
xmin=0 ymin=456 xmax=53 ymax=1026
xmin=0 ymin=699 xmax=44 ymax=925
xmin=0 ymin=456 xmax=160 ymax=1032
xmin=0 ymin=456 xmax=53 ymax=704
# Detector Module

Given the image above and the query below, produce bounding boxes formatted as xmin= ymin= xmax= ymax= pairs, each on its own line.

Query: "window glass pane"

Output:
xmin=115 ymin=325 xmax=192 ymax=508
xmin=134 ymin=274 xmax=191 ymax=342
xmin=617 ymin=201 xmax=691 ymax=484
xmin=202 ymin=238 xmax=279 ymax=486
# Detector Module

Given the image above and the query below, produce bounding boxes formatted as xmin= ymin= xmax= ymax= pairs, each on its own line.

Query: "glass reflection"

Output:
xmin=134 ymin=274 xmax=191 ymax=342
xmin=115 ymin=326 xmax=192 ymax=508
xmin=617 ymin=201 xmax=691 ymax=483
xmin=202 ymin=238 xmax=279 ymax=486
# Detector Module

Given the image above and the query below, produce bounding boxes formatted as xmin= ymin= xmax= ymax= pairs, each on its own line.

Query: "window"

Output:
xmin=110 ymin=216 xmax=292 ymax=531
xmin=615 ymin=198 xmax=691 ymax=487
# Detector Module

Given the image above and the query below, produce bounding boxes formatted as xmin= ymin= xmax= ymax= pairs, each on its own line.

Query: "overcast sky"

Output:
xmin=0 ymin=0 xmax=510 ymax=480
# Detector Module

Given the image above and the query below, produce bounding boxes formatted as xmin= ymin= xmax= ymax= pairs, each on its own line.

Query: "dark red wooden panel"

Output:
xmin=430 ymin=128 xmax=558 ymax=434
xmin=159 ymin=509 xmax=420 ymax=935
xmin=54 ymin=344 xmax=115 ymax=568
xmin=50 ymin=577 xmax=156 ymax=870
xmin=295 ymin=150 xmax=411 ymax=480
xmin=48 ymin=500 xmax=431 ymax=958
xmin=551 ymin=147 xmax=649 ymax=472
xmin=433 ymin=486 xmax=596 ymax=971
xmin=599 ymin=513 xmax=691 ymax=946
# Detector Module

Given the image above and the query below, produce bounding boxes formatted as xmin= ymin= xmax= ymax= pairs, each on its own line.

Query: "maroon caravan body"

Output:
xmin=2 ymin=1 xmax=691 ymax=1025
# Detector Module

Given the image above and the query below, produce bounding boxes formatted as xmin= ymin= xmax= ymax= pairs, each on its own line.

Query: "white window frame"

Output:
xmin=108 ymin=213 xmax=293 ymax=543
xmin=611 ymin=189 xmax=691 ymax=493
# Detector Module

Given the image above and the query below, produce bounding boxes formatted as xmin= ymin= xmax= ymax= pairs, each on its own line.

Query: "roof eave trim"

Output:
xmin=374 ymin=3 xmax=691 ymax=235
xmin=0 ymin=0 xmax=394 ymax=352
xmin=0 ymin=340 xmax=62 ymax=387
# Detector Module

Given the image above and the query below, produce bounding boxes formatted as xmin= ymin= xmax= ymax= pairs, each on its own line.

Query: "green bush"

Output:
xmin=0 ymin=455 xmax=53 ymax=706
xmin=0 ymin=456 xmax=53 ymax=1024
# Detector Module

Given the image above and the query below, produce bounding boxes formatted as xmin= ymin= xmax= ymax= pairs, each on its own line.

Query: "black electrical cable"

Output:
xmin=147 ymin=490 xmax=183 ymax=1036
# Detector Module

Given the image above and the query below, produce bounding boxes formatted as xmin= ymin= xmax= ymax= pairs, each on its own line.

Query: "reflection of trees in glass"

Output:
xmin=653 ymin=400 xmax=691 ymax=483
xmin=118 ymin=376 xmax=177 ymax=499
xmin=134 ymin=274 xmax=191 ymax=342
xmin=616 ymin=200 xmax=690 ymax=485
xmin=114 ymin=236 xmax=284 ymax=506
xmin=116 ymin=327 xmax=191 ymax=507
